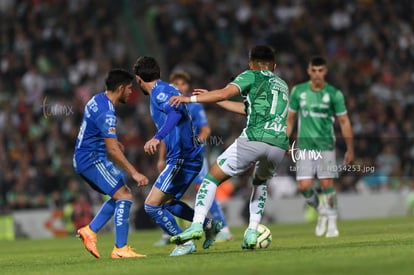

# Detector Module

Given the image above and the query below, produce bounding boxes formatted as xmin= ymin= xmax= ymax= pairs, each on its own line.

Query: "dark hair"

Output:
xmin=169 ymin=71 xmax=191 ymax=84
xmin=105 ymin=68 xmax=134 ymax=91
xmin=249 ymin=45 xmax=276 ymax=63
xmin=309 ymin=56 xmax=327 ymax=66
xmin=133 ymin=56 xmax=161 ymax=82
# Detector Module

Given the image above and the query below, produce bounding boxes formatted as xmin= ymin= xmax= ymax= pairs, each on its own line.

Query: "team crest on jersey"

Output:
xmin=322 ymin=94 xmax=330 ymax=103
xmin=108 ymin=127 xmax=116 ymax=134
xmin=300 ymin=93 xmax=307 ymax=99
xmin=105 ymin=114 xmax=116 ymax=127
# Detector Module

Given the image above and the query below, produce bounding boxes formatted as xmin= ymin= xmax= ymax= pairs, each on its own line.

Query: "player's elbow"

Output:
xmin=106 ymin=146 xmax=119 ymax=159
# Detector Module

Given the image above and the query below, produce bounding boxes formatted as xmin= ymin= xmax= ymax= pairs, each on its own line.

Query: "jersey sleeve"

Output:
xmin=230 ymin=70 xmax=254 ymax=96
xmin=332 ymin=90 xmax=347 ymax=115
xmin=95 ymin=111 xmax=117 ymax=138
xmin=154 ymin=88 xmax=185 ymax=114
xmin=289 ymin=85 xmax=299 ymax=112
xmin=191 ymin=103 xmax=208 ymax=128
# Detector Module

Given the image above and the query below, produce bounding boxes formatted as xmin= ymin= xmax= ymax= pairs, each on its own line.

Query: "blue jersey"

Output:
xmin=150 ymin=80 xmax=202 ymax=160
xmin=187 ymin=103 xmax=208 ymax=137
xmin=73 ymin=92 xmax=117 ymax=173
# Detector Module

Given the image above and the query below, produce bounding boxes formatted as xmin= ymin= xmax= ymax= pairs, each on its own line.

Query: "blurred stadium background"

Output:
xmin=0 ymin=0 xmax=413 ymax=239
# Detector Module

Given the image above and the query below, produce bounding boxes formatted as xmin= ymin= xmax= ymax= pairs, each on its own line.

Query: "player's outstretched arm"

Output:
xmin=216 ymin=101 xmax=246 ymax=115
xmin=169 ymin=84 xmax=239 ymax=107
xmin=192 ymin=88 xmax=245 ymax=115
xmin=105 ymin=137 xmax=148 ymax=186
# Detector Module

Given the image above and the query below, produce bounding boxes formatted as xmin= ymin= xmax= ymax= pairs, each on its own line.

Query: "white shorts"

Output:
xmin=295 ymin=150 xmax=338 ymax=180
xmin=216 ymin=137 xmax=286 ymax=180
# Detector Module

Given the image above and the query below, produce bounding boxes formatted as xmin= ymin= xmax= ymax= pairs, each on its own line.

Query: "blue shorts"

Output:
xmin=155 ymin=157 xmax=203 ymax=199
xmin=192 ymin=155 xmax=208 ymax=184
xmin=78 ymin=158 xmax=125 ymax=197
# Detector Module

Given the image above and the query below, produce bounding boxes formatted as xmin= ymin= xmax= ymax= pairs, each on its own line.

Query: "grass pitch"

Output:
xmin=1 ymin=217 xmax=413 ymax=275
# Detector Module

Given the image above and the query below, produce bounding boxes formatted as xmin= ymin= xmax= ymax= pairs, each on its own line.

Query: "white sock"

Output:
xmin=193 ymin=178 xmax=218 ymax=223
xmin=248 ymin=184 xmax=267 ymax=230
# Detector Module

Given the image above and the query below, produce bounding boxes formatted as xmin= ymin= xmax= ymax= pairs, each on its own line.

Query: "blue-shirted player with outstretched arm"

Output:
xmin=154 ymin=71 xmax=233 ymax=246
xmin=74 ymin=69 xmax=149 ymax=259
xmin=133 ymin=57 xmax=223 ymax=256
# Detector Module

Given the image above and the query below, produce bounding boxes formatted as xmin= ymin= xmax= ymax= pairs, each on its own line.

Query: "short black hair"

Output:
xmin=249 ymin=45 xmax=276 ymax=63
xmin=309 ymin=56 xmax=327 ymax=66
xmin=105 ymin=68 xmax=134 ymax=91
xmin=133 ymin=56 xmax=161 ymax=82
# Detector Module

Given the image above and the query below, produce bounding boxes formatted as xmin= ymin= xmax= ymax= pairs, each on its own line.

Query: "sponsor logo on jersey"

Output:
xmin=156 ymin=92 xmax=168 ymax=101
xmin=264 ymin=122 xmax=286 ymax=132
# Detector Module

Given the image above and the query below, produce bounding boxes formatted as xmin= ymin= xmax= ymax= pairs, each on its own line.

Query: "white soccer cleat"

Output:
xmin=325 ymin=216 xmax=339 ymax=238
xmin=315 ymin=215 xmax=328 ymax=237
xmin=326 ymin=228 xmax=339 ymax=238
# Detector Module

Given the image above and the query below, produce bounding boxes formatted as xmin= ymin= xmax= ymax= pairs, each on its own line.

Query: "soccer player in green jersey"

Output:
xmin=169 ymin=45 xmax=289 ymax=249
xmin=286 ymin=56 xmax=354 ymax=238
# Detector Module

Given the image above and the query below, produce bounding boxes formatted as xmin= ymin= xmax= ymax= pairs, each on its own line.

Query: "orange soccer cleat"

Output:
xmin=111 ymin=245 xmax=147 ymax=259
xmin=77 ymin=225 xmax=100 ymax=259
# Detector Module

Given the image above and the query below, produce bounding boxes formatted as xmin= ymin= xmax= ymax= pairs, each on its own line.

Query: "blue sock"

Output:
xmin=89 ymin=198 xmax=116 ymax=233
xmin=114 ymin=199 xmax=132 ymax=248
xmin=144 ymin=203 xmax=182 ymax=236
xmin=164 ymin=200 xmax=194 ymax=221
xmin=209 ymin=199 xmax=227 ymax=227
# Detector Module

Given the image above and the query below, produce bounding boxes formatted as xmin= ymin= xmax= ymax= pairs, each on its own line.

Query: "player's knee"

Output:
xmin=112 ymin=186 xmax=133 ymax=201
xmin=298 ymin=180 xmax=313 ymax=191
xmin=144 ymin=196 xmax=163 ymax=206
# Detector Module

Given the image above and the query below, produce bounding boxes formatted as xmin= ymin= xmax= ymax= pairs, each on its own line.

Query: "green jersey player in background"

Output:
xmin=286 ymin=56 xmax=354 ymax=238
xmin=169 ymin=45 xmax=289 ymax=249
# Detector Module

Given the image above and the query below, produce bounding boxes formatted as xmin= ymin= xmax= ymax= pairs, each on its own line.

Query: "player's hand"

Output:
xmin=117 ymin=141 xmax=125 ymax=153
xmin=157 ymin=159 xmax=166 ymax=173
xmin=132 ymin=172 xmax=149 ymax=186
xmin=343 ymin=149 xmax=354 ymax=165
xmin=169 ymin=95 xmax=189 ymax=108
xmin=192 ymin=89 xmax=208 ymax=95
xmin=144 ymin=138 xmax=160 ymax=155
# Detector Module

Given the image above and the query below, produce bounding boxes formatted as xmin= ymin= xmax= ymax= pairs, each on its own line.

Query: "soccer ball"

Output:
xmin=256 ymin=224 xmax=272 ymax=248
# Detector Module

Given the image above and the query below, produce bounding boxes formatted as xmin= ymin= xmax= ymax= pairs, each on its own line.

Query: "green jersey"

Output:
xmin=230 ymin=70 xmax=289 ymax=150
xmin=289 ymin=81 xmax=347 ymax=150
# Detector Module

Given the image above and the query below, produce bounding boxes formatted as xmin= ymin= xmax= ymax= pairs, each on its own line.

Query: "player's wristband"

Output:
xmin=190 ymin=95 xmax=197 ymax=103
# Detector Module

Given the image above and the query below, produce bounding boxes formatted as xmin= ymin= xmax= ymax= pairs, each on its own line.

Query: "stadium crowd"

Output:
xmin=0 ymin=0 xmax=413 ymax=228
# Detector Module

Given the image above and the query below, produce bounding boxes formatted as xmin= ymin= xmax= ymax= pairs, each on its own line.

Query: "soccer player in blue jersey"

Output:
xmin=154 ymin=71 xmax=233 ymax=246
xmin=133 ymin=57 xmax=222 ymax=256
xmin=73 ymin=69 xmax=149 ymax=259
